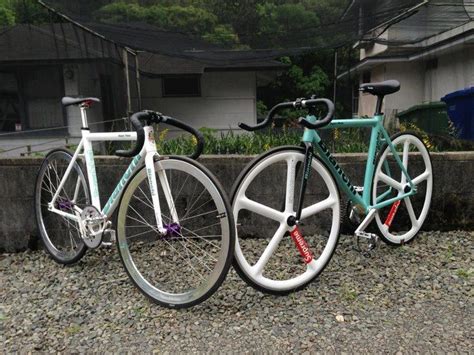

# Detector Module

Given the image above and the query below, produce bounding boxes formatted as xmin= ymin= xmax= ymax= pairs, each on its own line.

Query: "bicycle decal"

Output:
xmin=290 ymin=227 xmax=313 ymax=264
xmin=384 ymin=200 xmax=401 ymax=227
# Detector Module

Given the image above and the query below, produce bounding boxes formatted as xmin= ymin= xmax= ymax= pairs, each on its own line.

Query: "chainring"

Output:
xmin=80 ymin=205 xmax=105 ymax=248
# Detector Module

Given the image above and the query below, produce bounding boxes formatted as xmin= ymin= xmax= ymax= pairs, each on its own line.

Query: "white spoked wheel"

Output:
xmin=116 ymin=156 xmax=234 ymax=308
xmin=373 ymin=132 xmax=433 ymax=245
xmin=231 ymin=147 xmax=341 ymax=294
xmin=34 ymin=149 xmax=90 ymax=264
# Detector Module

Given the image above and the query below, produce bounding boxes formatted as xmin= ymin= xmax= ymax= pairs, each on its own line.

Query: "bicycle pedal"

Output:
xmin=101 ymin=229 xmax=116 ymax=247
xmin=354 ymin=231 xmax=379 ymax=257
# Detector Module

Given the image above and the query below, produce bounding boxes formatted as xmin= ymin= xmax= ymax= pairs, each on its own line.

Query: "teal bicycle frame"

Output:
xmin=302 ymin=114 xmax=417 ymax=213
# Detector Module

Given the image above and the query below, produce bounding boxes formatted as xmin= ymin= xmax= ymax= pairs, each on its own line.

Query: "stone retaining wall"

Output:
xmin=0 ymin=152 xmax=472 ymax=252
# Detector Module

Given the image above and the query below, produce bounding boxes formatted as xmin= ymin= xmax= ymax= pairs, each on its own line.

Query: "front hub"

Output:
xmin=287 ymin=215 xmax=297 ymax=227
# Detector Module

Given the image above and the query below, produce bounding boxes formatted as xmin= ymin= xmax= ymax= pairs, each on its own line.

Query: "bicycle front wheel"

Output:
xmin=231 ymin=146 xmax=341 ymax=295
xmin=116 ymin=156 xmax=234 ymax=308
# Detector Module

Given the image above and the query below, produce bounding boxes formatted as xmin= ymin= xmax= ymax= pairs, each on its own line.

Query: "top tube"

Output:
xmin=322 ymin=115 xmax=383 ymax=130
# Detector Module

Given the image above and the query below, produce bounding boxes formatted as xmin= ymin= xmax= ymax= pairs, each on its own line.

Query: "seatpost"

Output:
xmin=375 ymin=95 xmax=384 ymax=116
xmin=79 ymin=104 xmax=89 ymax=129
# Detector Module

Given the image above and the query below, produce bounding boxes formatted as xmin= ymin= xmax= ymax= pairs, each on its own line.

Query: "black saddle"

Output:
xmin=62 ymin=97 xmax=101 ymax=107
xmin=359 ymin=80 xmax=400 ymax=96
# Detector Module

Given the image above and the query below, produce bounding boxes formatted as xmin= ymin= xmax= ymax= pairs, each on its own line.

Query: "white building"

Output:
xmin=0 ymin=23 xmax=284 ymax=156
xmin=338 ymin=0 xmax=474 ymax=119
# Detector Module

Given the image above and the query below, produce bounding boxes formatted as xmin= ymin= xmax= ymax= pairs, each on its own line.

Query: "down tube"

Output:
xmin=307 ymin=130 xmax=365 ymax=208
xmin=102 ymin=154 xmax=143 ymax=216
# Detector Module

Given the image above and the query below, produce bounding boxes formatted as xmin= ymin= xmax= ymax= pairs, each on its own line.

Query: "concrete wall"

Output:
xmin=139 ymin=71 xmax=257 ymax=134
xmin=0 ymin=152 xmax=473 ymax=252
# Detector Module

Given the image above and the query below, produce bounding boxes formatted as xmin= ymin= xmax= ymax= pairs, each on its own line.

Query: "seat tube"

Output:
xmin=362 ymin=117 xmax=382 ymax=205
xmin=82 ymin=132 xmax=101 ymax=209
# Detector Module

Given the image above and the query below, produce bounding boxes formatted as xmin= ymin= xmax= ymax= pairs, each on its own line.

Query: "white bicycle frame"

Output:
xmin=48 ymin=105 xmax=179 ymax=235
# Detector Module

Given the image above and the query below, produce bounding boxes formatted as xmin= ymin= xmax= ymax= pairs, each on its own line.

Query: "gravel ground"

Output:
xmin=1 ymin=230 xmax=472 ymax=353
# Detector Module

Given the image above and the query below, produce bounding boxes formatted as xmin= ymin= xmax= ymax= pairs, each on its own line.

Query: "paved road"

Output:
xmin=1 ymin=231 xmax=472 ymax=352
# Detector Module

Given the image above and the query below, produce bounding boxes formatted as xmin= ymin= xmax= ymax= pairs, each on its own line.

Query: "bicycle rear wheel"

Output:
xmin=231 ymin=146 xmax=341 ymax=295
xmin=34 ymin=149 xmax=90 ymax=264
xmin=373 ymin=132 xmax=433 ymax=245
xmin=116 ymin=156 xmax=234 ymax=308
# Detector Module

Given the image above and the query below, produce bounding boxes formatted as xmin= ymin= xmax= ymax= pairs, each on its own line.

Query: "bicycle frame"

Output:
xmin=302 ymin=114 xmax=417 ymax=213
xmin=48 ymin=107 xmax=178 ymax=235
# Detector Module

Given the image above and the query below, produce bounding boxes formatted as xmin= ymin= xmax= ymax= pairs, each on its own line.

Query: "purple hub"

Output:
xmin=163 ymin=223 xmax=182 ymax=238
xmin=57 ymin=200 xmax=74 ymax=211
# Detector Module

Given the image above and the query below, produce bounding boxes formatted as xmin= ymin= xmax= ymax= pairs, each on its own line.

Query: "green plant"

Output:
xmin=456 ymin=268 xmax=472 ymax=279
xmin=65 ymin=324 xmax=81 ymax=335
xmin=153 ymin=125 xmax=377 ymax=156
xmin=339 ymin=283 xmax=358 ymax=302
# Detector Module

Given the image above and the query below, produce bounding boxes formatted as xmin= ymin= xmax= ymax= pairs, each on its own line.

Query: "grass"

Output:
xmin=339 ymin=283 xmax=358 ymax=302
xmin=65 ymin=324 xmax=81 ymax=335
xmin=456 ymin=268 xmax=472 ymax=279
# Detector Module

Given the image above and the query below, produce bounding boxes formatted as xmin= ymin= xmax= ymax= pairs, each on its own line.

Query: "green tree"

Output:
xmin=202 ymin=24 xmax=239 ymax=46
xmin=0 ymin=5 xmax=15 ymax=26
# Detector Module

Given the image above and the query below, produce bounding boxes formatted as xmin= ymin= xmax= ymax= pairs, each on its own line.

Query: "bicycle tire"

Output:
xmin=372 ymin=131 xmax=433 ymax=245
xmin=34 ymin=149 xmax=89 ymax=264
xmin=116 ymin=156 xmax=235 ymax=308
xmin=231 ymin=146 xmax=341 ymax=295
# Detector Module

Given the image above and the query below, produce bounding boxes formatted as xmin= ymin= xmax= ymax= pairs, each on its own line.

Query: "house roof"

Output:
xmin=337 ymin=0 xmax=474 ymax=79
xmin=0 ymin=23 xmax=286 ymax=75
xmin=341 ymin=0 xmax=473 ymax=46
xmin=337 ymin=20 xmax=474 ymax=79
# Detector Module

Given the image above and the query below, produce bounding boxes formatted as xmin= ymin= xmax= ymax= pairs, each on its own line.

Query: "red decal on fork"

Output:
xmin=290 ymin=226 xmax=314 ymax=264
xmin=384 ymin=200 xmax=401 ymax=227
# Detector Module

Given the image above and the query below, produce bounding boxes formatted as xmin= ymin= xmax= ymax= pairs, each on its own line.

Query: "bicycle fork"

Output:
xmin=288 ymin=142 xmax=316 ymax=264
xmin=144 ymin=151 xmax=179 ymax=236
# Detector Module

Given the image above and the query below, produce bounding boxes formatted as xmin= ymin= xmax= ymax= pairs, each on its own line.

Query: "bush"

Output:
xmin=154 ymin=126 xmax=373 ymax=156
xmin=0 ymin=5 xmax=15 ymax=26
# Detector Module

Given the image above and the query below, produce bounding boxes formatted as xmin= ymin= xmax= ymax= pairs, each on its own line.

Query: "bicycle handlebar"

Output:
xmin=156 ymin=115 xmax=205 ymax=160
xmin=238 ymin=97 xmax=335 ymax=132
xmin=115 ymin=111 xmax=148 ymax=158
xmin=115 ymin=111 xmax=205 ymax=160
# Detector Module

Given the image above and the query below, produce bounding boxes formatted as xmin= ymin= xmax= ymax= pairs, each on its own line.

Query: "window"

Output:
xmin=162 ymin=75 xmax=201 ymax=97
xmin=0 ymin=66 xmax=65 ymax=133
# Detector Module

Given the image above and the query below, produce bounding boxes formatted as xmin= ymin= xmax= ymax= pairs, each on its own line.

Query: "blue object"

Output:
xmin=441 ymin=87 xmax=474 ymax=140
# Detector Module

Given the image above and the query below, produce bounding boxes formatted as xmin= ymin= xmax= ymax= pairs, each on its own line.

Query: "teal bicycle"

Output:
xmin=231 ymin=80 xmax=433 ymax=294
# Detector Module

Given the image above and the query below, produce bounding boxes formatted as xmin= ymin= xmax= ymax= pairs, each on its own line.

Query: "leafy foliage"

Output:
xmin=154 ymin=126 xmax=374 ymax=156
xmin=0 ymin=5 xmax=15 ymax=26
xmin=0 ymin=0 xmax=52 ymax=25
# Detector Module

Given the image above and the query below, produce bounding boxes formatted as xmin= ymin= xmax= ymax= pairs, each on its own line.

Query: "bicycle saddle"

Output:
xmin=62 ymin=97 xmax=101 ymax=107
xmin=359 ymin=80 xmax=400 ymax=96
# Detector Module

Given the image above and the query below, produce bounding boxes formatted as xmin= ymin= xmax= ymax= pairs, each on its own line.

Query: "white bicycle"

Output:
xmin=34 ymin=97 xmax=235 ymax=308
